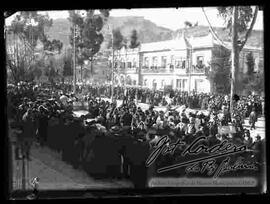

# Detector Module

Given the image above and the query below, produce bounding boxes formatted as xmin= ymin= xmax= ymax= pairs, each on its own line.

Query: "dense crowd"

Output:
xmin=8 ymin=82 xmax=265 ymax=188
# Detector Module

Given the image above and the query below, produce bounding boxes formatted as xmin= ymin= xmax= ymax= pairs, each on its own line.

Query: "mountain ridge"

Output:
xmin=45 ymin=16 xmax=263 ymax=51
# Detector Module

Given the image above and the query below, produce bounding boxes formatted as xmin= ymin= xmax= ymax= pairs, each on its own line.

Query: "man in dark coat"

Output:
xmin=249 ymin=108 xmax=257 ymax=130
xmin=84 ymin=131 xmax=121 ymax=179
xmin=21 ymin=109 xmax=35 ymax=160
xmin=120 ymin=109 xmax=133 ymax=127
xmin=126 ymin=139 xmax=149 ymax=188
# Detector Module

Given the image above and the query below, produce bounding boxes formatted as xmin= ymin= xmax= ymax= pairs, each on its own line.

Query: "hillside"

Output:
xmin=46 ymin=18 xmax=72 ymax=49
xmin=46 ymin=16 xmax=173 ymax=50
xmin=106 ymin=16 xmax=173 ymax=43
xmin=45 ymin=17 xmax=263 ymax=51
xmin=173 ymin=25 xmax=263 ymax=48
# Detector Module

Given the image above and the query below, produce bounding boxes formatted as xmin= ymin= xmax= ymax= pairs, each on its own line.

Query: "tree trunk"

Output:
xmin=230 ymin=6 xmax=239 ymax=117
xmin=138 ymin=53 xmax=143 ymax=86
xmin=73 ymin=25 xmax=76 ymax=94
xmin=90 ymin=56 xmax=93 ymax=76
xmin=81 ymin=65 xmax=83 ymax=83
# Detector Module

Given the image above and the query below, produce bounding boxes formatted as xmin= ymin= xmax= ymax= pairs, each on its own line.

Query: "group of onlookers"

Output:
xmin=7 ymin=82 xmax=265 ymax=187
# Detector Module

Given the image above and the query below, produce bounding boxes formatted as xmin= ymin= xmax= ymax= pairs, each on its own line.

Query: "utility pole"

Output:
xmin=189 ymin=46 xmax=192 ymax=94
xmin=73 ymin=24 xmax=77 ymax=94
xmin=111 ymin=26 xmax=114 ymax=100
xmin=184 ymin=28 xmax=192 ymax=94
xmin=124 ymin=48 xmax=127 ymax=97
xmin=230 ymin=6 xmax=239 ymax=117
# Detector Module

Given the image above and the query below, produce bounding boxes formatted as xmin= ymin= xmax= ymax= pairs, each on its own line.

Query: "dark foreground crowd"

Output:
xmin=8 ymin=82 xmax=265 ymax=188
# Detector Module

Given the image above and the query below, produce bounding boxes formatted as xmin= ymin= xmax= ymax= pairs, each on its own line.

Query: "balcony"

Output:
xmin=190 ymin=65 xmax=209 ymax=74
xmin=125 ymin=67 xmax=138 ymax=74
xmin=116 ymin=67 xmax=138 ymax=74
xmin=141 ymin=66 xmax=174 ymax=74
xmin=138 ymin=64 xmax=209 ymax=75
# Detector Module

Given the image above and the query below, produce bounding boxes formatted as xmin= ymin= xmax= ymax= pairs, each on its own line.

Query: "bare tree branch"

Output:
xmin=238 ymin=6 xmax=259 ymax=51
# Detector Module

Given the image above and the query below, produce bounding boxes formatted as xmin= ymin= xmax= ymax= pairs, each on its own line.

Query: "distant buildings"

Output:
xmin=6 ymin=29 xmax=263 ymax=93
xmin=109 ymin=32 xmax=263 ymax=93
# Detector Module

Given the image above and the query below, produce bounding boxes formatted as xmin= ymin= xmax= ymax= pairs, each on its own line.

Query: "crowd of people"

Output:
xmin=8 ymin=82 xmax=265 ymax=188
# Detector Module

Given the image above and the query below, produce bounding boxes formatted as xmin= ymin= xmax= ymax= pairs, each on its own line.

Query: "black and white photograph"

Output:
xmin=5 ymin=6 xmax=267 ymax=198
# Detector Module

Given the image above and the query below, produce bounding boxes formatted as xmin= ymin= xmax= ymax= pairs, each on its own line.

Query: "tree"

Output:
xmin=68 ymin=10 xmax=110 ymax=78
xmin=6 ymin=11 xmax=63 ymax=84
xmin=9 ymin=12 xmax=52 ymax=47
xmin=129 ymin=29 xmax=140 ymax=49
xmin=244 ymin=72 xmax=264 ymax=95
xmin=217 ymin=6 xmax=259 ymax=115
xmin=9 ymin=11 xmax=63 ymax=53
xmin=112 ymin=28 xmax=124 ymax=50
xmin=106 ymin=28 xmax=124 ymax=71
xmin=44 ymin=57 xmax=58 ymax=85
xmin=43 ymin=39 xmax=63 ymax=54
xmin=207 ymin=46 xmax=231 ymax=94
xmin=31 ymin=59 xmax=43 ymax=81
xmin=62 ymin=49 xmax=73 ymax=83
xmin=217 ymin=6 xmax=259 ymax=89
xmin=242 ymin=54 xmax=263 ymax=94
xmin=246 ymin=51 xmax=255 ymax=76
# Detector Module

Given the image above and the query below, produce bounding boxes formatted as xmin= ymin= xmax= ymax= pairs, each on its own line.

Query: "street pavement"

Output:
xmin=9 ymin=120 xmax=133 ymax=191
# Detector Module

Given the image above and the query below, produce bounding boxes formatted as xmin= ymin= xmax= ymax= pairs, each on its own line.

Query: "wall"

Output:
xmin=239 ymin=49 xmax=263 ymax=74
xmin=141 ymin=74 xmax=174 ymax=90
xmin=190 ymin=75 xmax=211 ymax=93
xmin=192 ymin=48 xmax=212 ymax=67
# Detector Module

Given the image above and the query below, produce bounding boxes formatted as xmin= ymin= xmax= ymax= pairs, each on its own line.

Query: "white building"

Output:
xmin=110 ymin=32 xmax=215 ymax=93
xmin=101 ymin=31 xmax=263 ymax=93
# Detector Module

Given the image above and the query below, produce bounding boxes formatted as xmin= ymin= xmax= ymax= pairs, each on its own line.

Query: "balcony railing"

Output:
xmin=141 ymin=66 xmax=174 ymax=73
xmin=126 ymin=67 xmax=138 ymax=74
xmin=117 ymin=67 xmax=138 ymax=74
xmin=191 ymin=65 xmax=208 ymax=74
xmin=115 ymin=64 xmax=209 ymax=75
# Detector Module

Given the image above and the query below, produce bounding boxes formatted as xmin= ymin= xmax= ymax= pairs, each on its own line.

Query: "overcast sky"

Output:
xmin=5 ymin=7 xmax=263 ymax=31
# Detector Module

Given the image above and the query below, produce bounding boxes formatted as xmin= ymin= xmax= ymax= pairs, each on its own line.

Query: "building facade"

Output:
xmin=110 ymin=31 xmax=263 ymax=93
xmin=110 ymin=33 xmax=215 ymax=92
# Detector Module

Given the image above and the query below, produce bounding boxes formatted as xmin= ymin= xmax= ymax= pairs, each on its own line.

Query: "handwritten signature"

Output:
xmin=146 ymin=136 xmax=257 ymax=178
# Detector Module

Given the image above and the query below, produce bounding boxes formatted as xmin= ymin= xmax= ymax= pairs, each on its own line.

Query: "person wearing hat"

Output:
xmin=215 ymin=133 xmax=223 ymax=142
xmin=176 ymin=117 xmax=187 ymax=137
xmin=195 ymin=112 xmax=203 ymax=132
xmin=243 ymin=129 xmax=253 ymax=148
xmin=186 ymin=117 xmax=196 ymax=135
xmin=120 ymin=108 xmax=133 ymax=128
xmin=84 ymin=125 xmax=121 ymax=179
xmin=167 ymin=112 xmax=174 ymax=123
xmin=135 ymin=121 xmax=147 ymax=140
xmin=208 ymin=119 xmax=218 ymax=137
xmin=36 ymin=105 xmax=49 ymax=147
xmin=20 ymin=108 xmax=35 ymax=160
xmin=249 ymin=107 xmax=257 ymax=130
xmin=156 ymin=111 xmax=164 ymax=127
